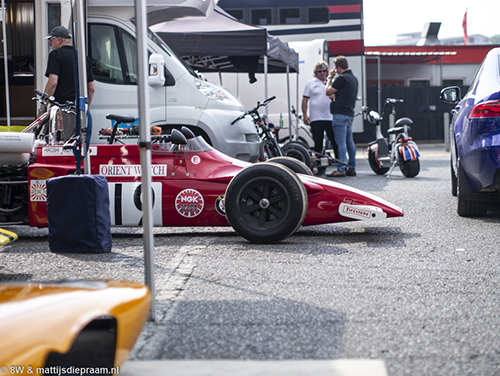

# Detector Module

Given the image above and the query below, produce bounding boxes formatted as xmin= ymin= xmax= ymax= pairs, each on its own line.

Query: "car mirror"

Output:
xmin=440 ymin=86 xmax=461 ymax=104
xmin=148 ymin=53 xmax=165 ymax=87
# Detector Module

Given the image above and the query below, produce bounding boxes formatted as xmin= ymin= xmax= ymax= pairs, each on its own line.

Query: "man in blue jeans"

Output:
xmin=325 ymin=56 xmax=358 ymax=177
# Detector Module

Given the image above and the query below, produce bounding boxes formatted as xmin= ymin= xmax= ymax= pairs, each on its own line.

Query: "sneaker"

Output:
xmin=346 ymin=170 xmax=357 ymax=176
xmin=327 ymin=171 xmax=346 ymax=177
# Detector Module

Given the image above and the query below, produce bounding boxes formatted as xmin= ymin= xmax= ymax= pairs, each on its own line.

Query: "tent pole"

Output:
xmin=135 ymin=0 xmax=156 ymax=321
xmin=286 ymin=64 xmax=292 ymax=141
xmin=2 ymin=0 xmax=10 ymax=127
xmin=264 ymin=55 xmax=268 ymax=114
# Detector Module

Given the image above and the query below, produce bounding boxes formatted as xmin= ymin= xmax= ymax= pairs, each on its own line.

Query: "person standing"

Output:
xmin=325 ymin=56 xmax=358 ymax=177
xmin=302 ymin=61 xmax=338 ymax=175
xmin=42 ymin=26 xmax=95 ymax=140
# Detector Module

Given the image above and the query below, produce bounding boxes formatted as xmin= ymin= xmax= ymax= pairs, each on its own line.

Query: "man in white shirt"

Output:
xmin=302 ymin=61 xmax=338 ymax=175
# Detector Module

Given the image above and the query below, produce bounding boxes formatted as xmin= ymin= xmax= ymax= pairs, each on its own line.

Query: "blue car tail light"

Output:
xmin=469 ymin=100 xmax=500 ymax=118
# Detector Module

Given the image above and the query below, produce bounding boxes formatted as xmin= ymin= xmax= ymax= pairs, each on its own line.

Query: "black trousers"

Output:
xmin=310 ymin=120 xmax=338 ymax=158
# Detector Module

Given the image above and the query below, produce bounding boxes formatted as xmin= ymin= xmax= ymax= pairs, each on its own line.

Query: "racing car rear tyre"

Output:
xmin=265 ymin=156 xmax=313 ymax=175
xmin=225 ymin=162 xmax=308 ymax=243
xmin=282 ymin=142 xmax=311 ymax=167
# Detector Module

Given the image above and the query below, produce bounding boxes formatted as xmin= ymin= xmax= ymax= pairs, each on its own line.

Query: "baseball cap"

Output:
xmin=44 ymin=26 xmax=72 ymax=39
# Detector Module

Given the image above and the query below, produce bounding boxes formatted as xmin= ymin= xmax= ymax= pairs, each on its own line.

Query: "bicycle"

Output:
xmin=363 ymin=98 xmax=420 ymax=178
xmin=231 ymin=96 xmax=284 ymax=161
xmin=22 ymin=90 xmax=76 ymax=146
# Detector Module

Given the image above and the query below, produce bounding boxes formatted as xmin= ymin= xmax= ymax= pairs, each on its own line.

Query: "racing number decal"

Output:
xmin=109 ymin=182 xmax=162 ymax=226
xmin=175 ymin=189 xmax=204 ymax=218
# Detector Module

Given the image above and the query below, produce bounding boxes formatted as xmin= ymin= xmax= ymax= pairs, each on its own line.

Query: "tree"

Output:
xmin=490 ymin=35 xmax=500 ymax=44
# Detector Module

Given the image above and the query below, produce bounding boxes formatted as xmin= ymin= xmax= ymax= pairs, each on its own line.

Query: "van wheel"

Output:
xmin=265 ymin=156 xmax=313 ymax=175
xmin=225 ymin=163 xmax=308 ymax=243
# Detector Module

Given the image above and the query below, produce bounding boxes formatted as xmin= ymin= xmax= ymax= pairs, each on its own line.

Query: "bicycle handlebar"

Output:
xmin=33 ymin=90 xmax=75 ymax=109
xmin=231 ymin=96 xmax=276 ymax=125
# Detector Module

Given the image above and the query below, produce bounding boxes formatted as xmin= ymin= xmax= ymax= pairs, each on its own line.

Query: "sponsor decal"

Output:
xmin=338 ymin=203 xmax=387 ymax=221
xmin=215 ymin=194 xmax=226 ymax=216
xmin=42 ymin=146 xmax=97 ymax=156
xmin=99 ymin=164 xmax=167 ymax=177
xmin=30 ymin=180 xmax=47 ymax=202
xmin=191 ymin=155 xmax=201 ymax=165
xmin=341 ymin=204 xmax=371 ymax=219
xmin=175 ymin=189 xmax=204 ymax=218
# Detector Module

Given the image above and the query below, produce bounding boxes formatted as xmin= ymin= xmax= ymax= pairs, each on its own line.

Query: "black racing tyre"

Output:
xmin=451 ymin=159 xmax=457 ymax=197
xmin=456 ymin=159 xmax=487 ymax=217
xmin=259 ymin=139 xmax=281 ymax=161
xmin=400 ymin=158 xmax=420 ymax=178
xmin=282 ymin=142 xmax=311 ymax=167
xmin=368 ymin=149 xmax=389 ymax=175
xmin=225 ymin=162 xmax=308 ymax=243
xmin=265 ymin=156 xmax=313 ymax=175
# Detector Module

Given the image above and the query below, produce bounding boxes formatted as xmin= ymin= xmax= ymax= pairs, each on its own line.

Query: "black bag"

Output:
xmin=47 ymin=174 xmax=112 ymax=253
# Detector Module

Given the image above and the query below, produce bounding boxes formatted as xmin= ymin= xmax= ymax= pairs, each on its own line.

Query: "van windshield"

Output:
xmin=148 ymin=29 xmax=198 ymax=78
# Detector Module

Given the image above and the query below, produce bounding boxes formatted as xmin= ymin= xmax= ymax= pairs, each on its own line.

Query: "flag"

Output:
xmin=462 ymin=9 xmax=468 ymax=45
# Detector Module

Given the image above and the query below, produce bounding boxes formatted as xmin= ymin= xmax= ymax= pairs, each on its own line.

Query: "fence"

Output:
xmin=354 ymin=86 xmax=468 ymax=144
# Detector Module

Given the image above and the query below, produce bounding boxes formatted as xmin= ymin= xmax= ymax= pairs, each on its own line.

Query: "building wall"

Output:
xmin=366 ymin=62 xmax=480 ymax=87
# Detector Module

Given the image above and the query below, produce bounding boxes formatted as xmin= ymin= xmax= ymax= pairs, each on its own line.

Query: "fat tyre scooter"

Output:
xmin=364 ymin=98 xmax=420 ymax=178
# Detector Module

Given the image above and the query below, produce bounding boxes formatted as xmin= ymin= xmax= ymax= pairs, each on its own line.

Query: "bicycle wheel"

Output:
xmin=259 ymin=139 xmax=281 ymax=161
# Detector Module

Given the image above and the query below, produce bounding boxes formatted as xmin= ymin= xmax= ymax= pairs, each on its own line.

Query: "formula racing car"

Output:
xmin=0 ymin=119 xmax=404 ymax=243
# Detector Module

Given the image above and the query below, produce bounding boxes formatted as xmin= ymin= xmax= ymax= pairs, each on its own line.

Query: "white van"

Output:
xmin=84 ymin=1 xmax=260 ymax=162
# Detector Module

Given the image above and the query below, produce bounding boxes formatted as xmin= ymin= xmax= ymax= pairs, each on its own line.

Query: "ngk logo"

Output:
xmin=175 ymin=189 xmax=204 ymax=218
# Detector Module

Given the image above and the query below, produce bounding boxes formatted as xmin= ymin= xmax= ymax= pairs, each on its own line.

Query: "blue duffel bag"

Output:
xmin=47 ymin=174 xmax=112 ymax=253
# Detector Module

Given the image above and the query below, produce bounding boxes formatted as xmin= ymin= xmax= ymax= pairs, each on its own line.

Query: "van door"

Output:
xmin=88 ymin=22 xmax=166 ymax=141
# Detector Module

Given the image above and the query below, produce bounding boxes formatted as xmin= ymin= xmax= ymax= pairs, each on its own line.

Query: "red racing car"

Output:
xmin=1 ymin=122 xmax=403 ymax=243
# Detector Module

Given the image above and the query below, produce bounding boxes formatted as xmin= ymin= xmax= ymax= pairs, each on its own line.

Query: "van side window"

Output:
xmin=89 ymin=24 xmax=126 ymax=84
xmin=122 ymin=32 xmax=138 ymax=84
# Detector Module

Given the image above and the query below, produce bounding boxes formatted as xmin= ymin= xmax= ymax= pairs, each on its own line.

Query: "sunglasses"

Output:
xmin=316 ymin=69 xmax=327 ymax=73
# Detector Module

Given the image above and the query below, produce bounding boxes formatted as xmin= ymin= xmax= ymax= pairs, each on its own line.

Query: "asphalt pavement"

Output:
xmin=2 ymin=143 xmax=500 ymax=376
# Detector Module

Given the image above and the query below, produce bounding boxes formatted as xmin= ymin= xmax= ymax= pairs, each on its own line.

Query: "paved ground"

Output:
xmin=2 ymin=143 xmax=500 ymax=376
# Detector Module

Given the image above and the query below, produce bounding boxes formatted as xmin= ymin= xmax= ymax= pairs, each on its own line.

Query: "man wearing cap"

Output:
xmin=42 ymin=26 xmax=95 ymax=139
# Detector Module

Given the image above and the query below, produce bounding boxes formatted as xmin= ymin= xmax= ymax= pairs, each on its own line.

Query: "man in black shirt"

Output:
xmin=325 ymin=56 xmax=358 ymax=177
xmin=42 ymin=26 xmax=95 ymax=140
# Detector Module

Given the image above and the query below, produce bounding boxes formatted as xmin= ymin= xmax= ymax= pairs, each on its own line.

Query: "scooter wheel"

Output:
xmin=368 ymin=149 xmax=389 ymax=175
xmin=400 ymin=158 xmax=420 ymax=178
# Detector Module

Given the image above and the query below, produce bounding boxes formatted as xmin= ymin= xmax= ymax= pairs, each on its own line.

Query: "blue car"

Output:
xmin=440 ymin=47 xmax=500 ymax=216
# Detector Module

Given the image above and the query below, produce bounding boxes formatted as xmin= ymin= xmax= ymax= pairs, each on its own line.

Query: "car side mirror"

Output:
xmin=148 ymin=53 xmax=165 ymax=87
xmin=440 ymin=86 xmax=461 ymax=104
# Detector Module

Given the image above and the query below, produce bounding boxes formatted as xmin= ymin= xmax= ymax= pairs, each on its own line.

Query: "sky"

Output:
xmin=362 ymin=0 xmax=500 ymax=46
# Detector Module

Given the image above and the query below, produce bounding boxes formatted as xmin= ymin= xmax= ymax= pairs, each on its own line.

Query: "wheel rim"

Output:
xmin=236 ymin=176 xmax=291 ymax=230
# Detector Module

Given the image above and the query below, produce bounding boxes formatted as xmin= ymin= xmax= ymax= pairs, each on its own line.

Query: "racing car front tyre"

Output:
xmin=265 ymin=156 xmax=313 ymax=175
xmin=225 ymin=162 xmax=308 ymax=243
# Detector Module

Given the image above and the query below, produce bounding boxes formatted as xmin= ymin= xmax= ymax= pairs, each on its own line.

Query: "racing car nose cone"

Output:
xmin=259 ymin=198 xmax=270 ymax=209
